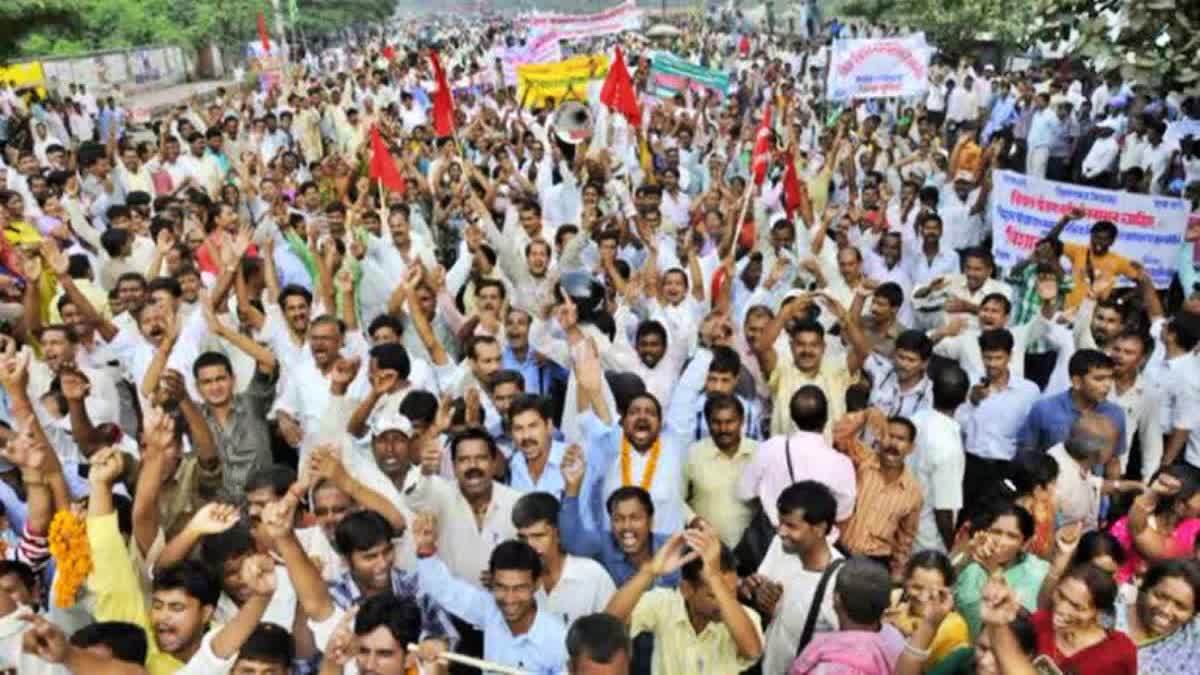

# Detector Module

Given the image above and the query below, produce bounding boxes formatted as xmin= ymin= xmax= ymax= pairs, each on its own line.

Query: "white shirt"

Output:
xmin=403 ymin=474 xmax=522 ymax=586
xmin=1110 ymin=375 xmax=1164 ymax=479
xmin=1082 ymin=136 xmax=1120 ymax=178
xmin=537 ymin=555 xmax=617 ymax=628
xmin=0 ymin=607 xmax=70 ymax=674
xmin=761 ymin=544 xmax=843 ymax=675
xmin=909 ymin=408 xmax=965 ymax=552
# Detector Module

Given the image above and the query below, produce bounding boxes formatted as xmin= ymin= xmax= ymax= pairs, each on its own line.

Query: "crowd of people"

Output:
xmin=1 ymin=7 xmax=1200 ymax=675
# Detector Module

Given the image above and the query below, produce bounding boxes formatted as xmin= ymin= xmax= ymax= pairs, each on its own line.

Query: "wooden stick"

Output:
xmin=730 ymin=184 xmax=754 ymax=252
xmin=407 ymin=644 xmax=528 ymax=675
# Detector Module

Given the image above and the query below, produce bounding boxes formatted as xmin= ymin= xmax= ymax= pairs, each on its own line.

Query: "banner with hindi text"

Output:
xmin=826 ymin=33 xmax=931 ymax=100
xmin=525 ymin=0 xmax=643 ymax=41
xmin=989 ymin=171 xmax=1189 ymax=288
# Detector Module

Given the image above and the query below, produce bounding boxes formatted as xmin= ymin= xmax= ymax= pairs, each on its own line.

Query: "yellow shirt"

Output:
xmin=887 ymin=590 xmax=971 ymax=667
xmin=86 ymin=511 xmax=184 ymax=675
xmin=630 ymin=588 xmax=763 ymax=675
xmin=768 ymin=355 xmax=854 ymax=438
xmin=1062 ymin=242 xmax=1137 ymax=309
xmin=684 ymin=438 xmax=757 ymax=548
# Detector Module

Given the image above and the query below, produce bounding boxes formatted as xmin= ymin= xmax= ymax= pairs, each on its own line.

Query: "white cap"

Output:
xmin=372 ymin=411 xmax=414 ymax=437
xmin=954 ymin=170 xmax=976 ymax=183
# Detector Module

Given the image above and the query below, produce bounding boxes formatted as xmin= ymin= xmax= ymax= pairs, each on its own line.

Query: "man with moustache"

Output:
xmin=508 ymin=394 xmax=570 ymax=497
xmin=406 ymin=426 xmax=521 ymax=587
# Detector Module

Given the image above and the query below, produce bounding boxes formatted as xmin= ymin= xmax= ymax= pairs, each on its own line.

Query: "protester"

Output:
xmin=6 ymin=6 xmax=1200 ymax=675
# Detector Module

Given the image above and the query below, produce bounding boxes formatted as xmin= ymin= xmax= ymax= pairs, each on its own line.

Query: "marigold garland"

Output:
xmin=48 ymin=510 xmax=92 ymax=608
xmin=620 ymin=435 xmax=662 ymax=490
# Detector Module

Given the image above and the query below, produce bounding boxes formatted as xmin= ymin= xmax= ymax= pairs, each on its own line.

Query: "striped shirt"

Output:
xmin=835 ymin=436 xmax=924 ymax=578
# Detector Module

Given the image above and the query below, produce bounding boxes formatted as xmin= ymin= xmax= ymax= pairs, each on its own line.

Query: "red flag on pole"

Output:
xmin=256 ymin=12 xmax=271 ymax=55
xmin=599 ymin=46 xmax=640 ymax=128
xmin=381 ymin=45 xmax=396 ymax=61
xmin=430 ymin=51 xmax=456 ymax=138
xmin=751 ymin=105 xmax=773 ymax=186
xmin=369 ymin=126 xmax=406 ymax=194
xmin=781 ymin=150 xmax=808 ymax=222
xmin=739 ymin=35 xmax=751 ymax=57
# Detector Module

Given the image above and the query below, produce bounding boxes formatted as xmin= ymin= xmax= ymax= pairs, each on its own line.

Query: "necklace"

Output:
xmin=620 ymin=435 xmax=662 ymax=490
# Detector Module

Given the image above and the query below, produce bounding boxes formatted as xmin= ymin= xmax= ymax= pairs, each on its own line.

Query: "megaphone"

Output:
xmin=553 ymin=100 xmax=592 ymax=163
xmin=554 ymin=101 xmax=593 ymax=145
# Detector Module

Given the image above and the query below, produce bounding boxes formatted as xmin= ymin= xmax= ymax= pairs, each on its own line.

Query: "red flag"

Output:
xmin=430 ymin=51 xmax=456 ymax=138
xmin=599 ymin=46 xmax=640 ymax=129
xmin=256 ymin=13 xmax=271 ymax=55
xmin=368 ymin=126 xmax=406 ymax=194
xmin=381 ymin=45 xmax=396 ymax=61
xmin=751 ymin=105 xmax=773 ymax=186
xmin=781 ymin=150 xmax=804 ymax=221
xmin=739 ymin=35 xmax=751 ymax=57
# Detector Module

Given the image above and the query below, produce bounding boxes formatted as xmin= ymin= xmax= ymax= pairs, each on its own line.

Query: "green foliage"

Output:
xmin=5 ymin=0 xmax=396 ymax=60
xmin=833 ymin=0 xmax=1037 ymax=54
xmin=1035 ymin=0 xmax=1200 ymax=89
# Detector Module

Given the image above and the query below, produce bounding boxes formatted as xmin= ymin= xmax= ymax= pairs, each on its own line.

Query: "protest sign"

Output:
xmin=648 ymin=51 xmax=730 ymax=99
xmin=826 ymin=33 xmax=931 ymax=100
xmin=517 ymin=54 xmax=610 ymax=109
xmin=989 ymin=170 xmax=1189 ymax=287
xmin=501 ymin=31 xmax=564 ymax=87
xmin=525 ymin=0 xmax=643 ymax=41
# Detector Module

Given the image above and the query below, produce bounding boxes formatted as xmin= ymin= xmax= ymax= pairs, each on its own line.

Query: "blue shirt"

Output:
xmin=415 ymin=555 xmax=568 ymax=674
xmin=508 ymin=439 xmax=567 ymax=497
xmin=559 ymin=495 xmax=681 ymax=588
xmin=1017 ymin=389 xmax=1127 ymax=458
xmin=501 ymin=347 xmax=567 ymax=397
xmin=327 ymin=566 xmax=460 ymax=648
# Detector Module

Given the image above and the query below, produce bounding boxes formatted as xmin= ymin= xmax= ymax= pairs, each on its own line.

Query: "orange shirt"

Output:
xmin=1062 ymin=242 xmax=1137 ymax=308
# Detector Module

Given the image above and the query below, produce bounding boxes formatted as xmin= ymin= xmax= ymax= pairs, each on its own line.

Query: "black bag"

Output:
xmin=796 ymin=558 xmax=846 ymax=658
xmin=734 ymin=437 xmax=795 ymax=577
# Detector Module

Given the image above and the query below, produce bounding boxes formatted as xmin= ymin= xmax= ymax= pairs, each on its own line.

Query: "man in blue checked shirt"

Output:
xmin=278 ymin=506 xmax=458 ymax=649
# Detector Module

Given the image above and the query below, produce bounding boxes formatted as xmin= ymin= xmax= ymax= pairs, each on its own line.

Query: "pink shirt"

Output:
xmin=737 ymin=431 xmax=857 ymax=526
xmin=1109 ymin=515 xmax=1200 ymax=583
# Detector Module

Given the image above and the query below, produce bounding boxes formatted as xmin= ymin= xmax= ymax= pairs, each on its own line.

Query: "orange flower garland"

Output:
xmin=48 ymin=510 xmax=92 ymax=608
xmin=620 ymin=435 xmax=662 ymax=490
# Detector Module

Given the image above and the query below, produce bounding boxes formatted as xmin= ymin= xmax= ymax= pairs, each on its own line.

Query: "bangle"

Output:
xmin=903 ymin=641 xmax=931 ymax=661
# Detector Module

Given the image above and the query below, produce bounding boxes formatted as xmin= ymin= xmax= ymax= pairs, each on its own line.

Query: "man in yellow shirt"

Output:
xmin=86 ymin=447 xmax=220 ymax=675
xmin=753 ymin=291 xmax=867 ymax=438
xmin=604 ymin=526 xmax=764 ymax=675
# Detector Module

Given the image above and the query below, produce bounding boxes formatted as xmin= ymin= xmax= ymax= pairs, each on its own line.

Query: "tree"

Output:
xmin=834 ymin=0 xmax=1038 ymax=55
xmin=1035 ymin=0 xmax=1200 ymax=88
xmin=0 ymin=0 xmax=79 ymax=63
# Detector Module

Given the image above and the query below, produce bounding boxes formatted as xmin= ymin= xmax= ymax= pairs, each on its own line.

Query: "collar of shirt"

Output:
xmin=693 ymin=437 xmax=757 ymax=463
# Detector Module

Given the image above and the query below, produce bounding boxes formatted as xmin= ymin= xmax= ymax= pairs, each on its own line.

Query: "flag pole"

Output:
xmin=730 ymin=184 xmax=754 ymax=254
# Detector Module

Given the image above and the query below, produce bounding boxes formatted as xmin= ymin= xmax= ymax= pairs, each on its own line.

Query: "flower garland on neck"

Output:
xmin=48 ymin=510 xmax=92 ymax=608
xmin=620 ymin=435 xmax=662 ymax=490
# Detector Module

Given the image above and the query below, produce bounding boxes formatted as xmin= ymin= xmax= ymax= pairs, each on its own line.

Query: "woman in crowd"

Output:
xmin=886 ymin=551 xmax=970 ymax=669
xmin=1110 ymin=466 xmax=1200 ymax=583
xmin=1115 ymin=559 xmax=1200 ymax=671
xmin=954 ymin=501 xmax=1050 ymax=637
xmin=1033 ymin=563 xmax=1138 ymax=673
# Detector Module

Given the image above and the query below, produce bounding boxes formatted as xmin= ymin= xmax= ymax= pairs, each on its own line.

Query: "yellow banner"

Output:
xmin=0 ymin=62 xmax=48 ymax=97
xmin=517 ymin=54 xmax=610 ymax=109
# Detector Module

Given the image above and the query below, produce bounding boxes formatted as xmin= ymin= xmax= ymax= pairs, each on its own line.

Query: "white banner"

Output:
xmin=500 ymin=31 xmax=563 ymax=87
xmin=525 ymin=0 xmax=643 ymax=41
xmin=826 ymin=33 xmax=931 ymax=100
xmin=989 ymin=171 xmax=1190 ymax=288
